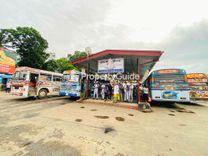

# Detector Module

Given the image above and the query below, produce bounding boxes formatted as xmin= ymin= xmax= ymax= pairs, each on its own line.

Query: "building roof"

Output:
xmin=72 ymin=49 xmax=163 ymax=80
xmin=72 ymin=49 xmax=163 ymax=65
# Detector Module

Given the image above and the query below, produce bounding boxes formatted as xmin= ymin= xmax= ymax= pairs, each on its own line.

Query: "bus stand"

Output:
xmin=72 ymin=49 xmax=163 ymax=109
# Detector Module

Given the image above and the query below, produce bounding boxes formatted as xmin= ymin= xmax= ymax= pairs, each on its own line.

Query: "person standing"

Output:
xmin=126 ymin=82 xmax=131 ymax=102
xmin=107 ymin=83 xmax=112 ymax=100
xmin=101 ymin=83 xmax=105 ymax=100
xmin=6 ymin=80 xmax=11 ymax=93
xmin=123 ymin=82 xmax=127 ymax=101
xmin=129 ymin=83 xmax=134 ymax=102
xmin=93 ymin=82 xmax=99 ymax=99
xmin=119 ymin=82 xmax=124 ymax=102
xmin=104 ymin=83 xmax=109 ymax=101
xmin=113 ymin=83 xmax=120 ymax=103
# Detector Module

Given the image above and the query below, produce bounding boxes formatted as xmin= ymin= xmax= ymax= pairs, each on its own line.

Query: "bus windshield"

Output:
xmin=154 ymin=74 xmax=185 ymax=84
xmin=13 ymin=71 xmax=29 ymax=81
xmin=63 ymin=74 xmax=79 ymax=82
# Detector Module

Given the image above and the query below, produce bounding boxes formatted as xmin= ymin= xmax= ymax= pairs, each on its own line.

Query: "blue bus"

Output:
xmin=59 ymin=70 xmax=81 ymax=98
xmin=145 ymin=69 xmax=190 ymax=103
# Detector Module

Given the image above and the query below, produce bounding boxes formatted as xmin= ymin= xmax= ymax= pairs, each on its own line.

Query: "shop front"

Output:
xmin=72 ymin=49 xmax=163 ymax=103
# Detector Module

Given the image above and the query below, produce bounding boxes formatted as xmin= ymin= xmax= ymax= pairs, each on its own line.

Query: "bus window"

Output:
xmin=39 ymin=74 xmax=52 ymax=81
xmin=30 ymin=73 xmax=38 ymax=83
xmin=53 ymin=76 xmax=62 ymax=82
xmin=13 ymin=71 xmax=29 ymax=80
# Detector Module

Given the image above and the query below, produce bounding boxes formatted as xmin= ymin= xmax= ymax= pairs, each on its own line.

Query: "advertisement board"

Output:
xmin=98 ymin=58 xmax=124 ymax=74
xmin=0 ymin=48 xmax=17 ymax=74
xmin=187 ymin=73 xmax=208 ymax=98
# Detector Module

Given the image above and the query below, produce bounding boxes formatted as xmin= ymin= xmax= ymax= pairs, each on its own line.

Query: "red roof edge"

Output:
xmin=72 ymin=49 xmax=164 ymax=65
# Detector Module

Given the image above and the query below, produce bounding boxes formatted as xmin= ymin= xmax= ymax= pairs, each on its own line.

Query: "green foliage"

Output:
xmin=42 ymin=59 xmax=58 ymax=72
xmin=56 ymin=58 xmax=76 ymax=73
xmin=68 ymin=51 xmax=87 ymax=62
xmin=0 ymin=27 xmax=87 ymax=73
xmin=0 ymin=27 xmax=48 ymax=68
xmin=43 ymin=58 xmax=78 ymax=73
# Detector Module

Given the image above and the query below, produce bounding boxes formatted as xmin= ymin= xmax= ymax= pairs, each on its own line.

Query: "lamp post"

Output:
xmin=85 ymin=47 xmax=92 ymax=98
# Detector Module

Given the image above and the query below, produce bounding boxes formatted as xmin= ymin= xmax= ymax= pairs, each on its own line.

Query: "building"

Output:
xmin=0 ymin=47 xmax=18 ymax=90
xmin=72 ymin=49 xmax=163 ymax=102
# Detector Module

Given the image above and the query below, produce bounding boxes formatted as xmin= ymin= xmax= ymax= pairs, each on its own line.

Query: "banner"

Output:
xmin=0 ymin=48 xmax=17 ymax=74
xmin=98 ymin=58 xmax=124 ymax=73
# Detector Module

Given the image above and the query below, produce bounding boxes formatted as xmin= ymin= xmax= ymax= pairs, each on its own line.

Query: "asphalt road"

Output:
xmin=0 ymin=92 xmax=207 ymax=156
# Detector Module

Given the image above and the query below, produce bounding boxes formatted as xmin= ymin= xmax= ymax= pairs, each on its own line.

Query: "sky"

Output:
xmin=0 ymin=0 xmax=208 ymax=73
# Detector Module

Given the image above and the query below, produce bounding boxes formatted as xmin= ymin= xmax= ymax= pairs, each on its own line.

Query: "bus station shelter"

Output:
xmin=72 ymin=49 xmax=163 ymax=102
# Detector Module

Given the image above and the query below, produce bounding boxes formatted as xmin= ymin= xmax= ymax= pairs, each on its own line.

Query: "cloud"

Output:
xmin=0 ymin=0 xmax=208 ymax=73
xmin=0 ymin=0 xmax=112 ymax=54
xmin=154 ymin=20 xmax=208 ymax=73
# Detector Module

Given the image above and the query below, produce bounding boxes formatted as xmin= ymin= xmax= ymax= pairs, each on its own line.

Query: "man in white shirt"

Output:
xmin=123 ymin=82 xmax=127 ymax=101
xmin=101 ymin=83 xmax=105 ymax=100
xmin=93 ymin=82 xmax=99 ymax=99
xmin=129 ymin=83 xmax=134 ymax=102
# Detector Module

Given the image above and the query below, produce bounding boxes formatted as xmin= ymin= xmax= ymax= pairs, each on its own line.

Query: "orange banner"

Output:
xmin=0 ymin=48 xmax=17 ymax=74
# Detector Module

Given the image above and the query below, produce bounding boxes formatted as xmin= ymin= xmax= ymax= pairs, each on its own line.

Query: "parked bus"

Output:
xmin=11 ymin=67 xmax=63 ymax=98
xmin=187 ymin=73 xmax=208 ymax=99
xmin=59 ymin=69 xmax=81 ymax=98
xmin=145 ymin=69 xmax=190 ymax=102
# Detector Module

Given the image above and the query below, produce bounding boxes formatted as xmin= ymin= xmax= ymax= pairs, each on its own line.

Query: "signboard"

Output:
xmin=98 ymin=58 xmax=124 ymax=74
xmin=157 ymin=69 xmax=180 ymax=74
xmin=0 ymin=48 xmax=17 ymax=74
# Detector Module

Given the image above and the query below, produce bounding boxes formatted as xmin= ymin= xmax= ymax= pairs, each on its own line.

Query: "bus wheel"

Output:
xmin=38 ymin=89 xmax=48 ymax=99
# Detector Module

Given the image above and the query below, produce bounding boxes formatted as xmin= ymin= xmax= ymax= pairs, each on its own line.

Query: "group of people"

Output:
xmin=92 ymin=82 xmax=112 ymax=100
xmin=91 ymin=81 xmax=138 ymax=103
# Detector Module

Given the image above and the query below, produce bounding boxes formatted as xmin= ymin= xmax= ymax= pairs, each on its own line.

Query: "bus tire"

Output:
xmin=38 ymin=89 xmax=48 ymax=99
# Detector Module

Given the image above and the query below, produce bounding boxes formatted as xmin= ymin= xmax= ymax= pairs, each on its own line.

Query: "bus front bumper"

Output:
xmin=59 ymin=91 xmax=80 ymax=98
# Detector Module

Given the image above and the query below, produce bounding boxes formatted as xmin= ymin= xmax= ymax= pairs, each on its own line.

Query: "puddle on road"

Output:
xmin=116 ymin=153 xmax=125 ymax=156
xmin=90 ymin=109 xmax=97 ymax=111
xmin=75 ymin=119 xmax=82 ymax=122
xmin=169 ymin=110 xmax=175 ymax=112
xmin=177 ymin=109 xmax=195 ymax=113
xmin=168 ymin=113 xmax=175 ymax=116
xmin=80 ymin=106 xmax=85 ymax=108
xmin=128 ymin=114 xmax=134 ymax=116
xmin=104 ymin=127 xmax=115 ymax=134
xmin=22 ymin=141 xmax=33 ymax=147
xmin=94 ymin=115 xmax=109 ymax=119
xmin=115 ymin=117 xmax=125 ymax=121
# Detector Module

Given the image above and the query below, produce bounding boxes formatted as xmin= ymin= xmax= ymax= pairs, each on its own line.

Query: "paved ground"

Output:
xmin=0 ymin=92 xmax=207 ymax=156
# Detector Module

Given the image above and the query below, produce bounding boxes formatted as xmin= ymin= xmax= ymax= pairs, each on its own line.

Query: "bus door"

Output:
xmin=28 ymin=73 xmax=39 ymax=96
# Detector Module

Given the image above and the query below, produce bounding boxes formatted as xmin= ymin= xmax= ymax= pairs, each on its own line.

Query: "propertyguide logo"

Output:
xmin=81 ymin=73 xmax=140 ymax=81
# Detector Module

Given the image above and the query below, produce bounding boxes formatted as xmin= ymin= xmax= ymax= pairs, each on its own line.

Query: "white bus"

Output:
xmin=11 ymin=67 xmax=63 ymax=98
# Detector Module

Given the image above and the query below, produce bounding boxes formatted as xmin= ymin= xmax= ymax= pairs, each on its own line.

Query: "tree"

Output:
xmin=43 ymin=57 xmax=77 ymax=73
xmin=0 ymin=27 xmax=48 ymax=68
xmin=42 ymin=59 xmax=58 ymax=72
xmin=56 ymin=58 xmax=76 ymax=73
xmin=68 ymin=51 xmax=87 ymax=62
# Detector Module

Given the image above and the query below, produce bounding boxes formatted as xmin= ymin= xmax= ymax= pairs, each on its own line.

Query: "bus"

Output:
xmin=145 ymin=69 xmax=190 ymax=102
xmin=59 ymin=69 xmax=81 ymax=98
xmin=11 ymin=67 xmax=63 ymax=98
xmin=187 ymin=73 xmax=208 ymax=99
